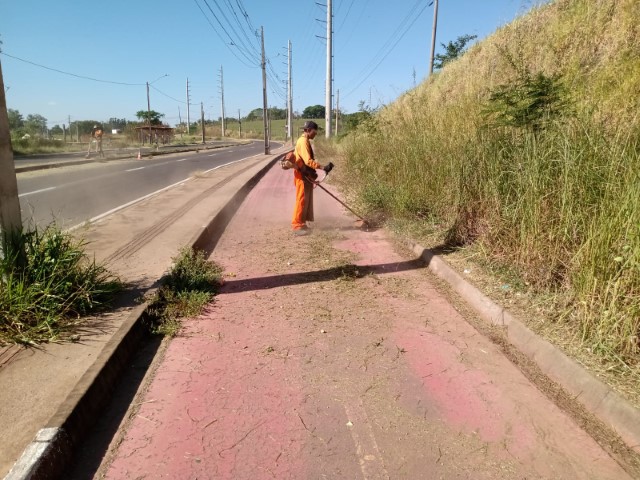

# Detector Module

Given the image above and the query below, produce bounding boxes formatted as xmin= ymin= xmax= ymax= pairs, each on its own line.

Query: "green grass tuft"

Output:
xmin=147 ymin=247 xmax=223 ymax=337
xmin=0 ymin=226 xmax=122 ymax=345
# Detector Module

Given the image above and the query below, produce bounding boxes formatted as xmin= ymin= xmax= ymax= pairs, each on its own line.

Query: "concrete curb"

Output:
xmin=5 ymin=152 xmax=286 ymax=480
xmin=409 ymin=241 xmax=640 ymax=455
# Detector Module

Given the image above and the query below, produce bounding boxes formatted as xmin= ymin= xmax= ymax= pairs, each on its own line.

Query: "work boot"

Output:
xmin=293 ymin=228 xmax=309 ymax=236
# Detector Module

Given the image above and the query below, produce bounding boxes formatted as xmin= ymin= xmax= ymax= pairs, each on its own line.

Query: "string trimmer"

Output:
xmin=281 ymin=154 xmax=369 ymax=229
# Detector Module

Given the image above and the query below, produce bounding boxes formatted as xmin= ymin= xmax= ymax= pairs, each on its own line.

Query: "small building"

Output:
xmin=134 ymin=125 xmax=174 ymax=145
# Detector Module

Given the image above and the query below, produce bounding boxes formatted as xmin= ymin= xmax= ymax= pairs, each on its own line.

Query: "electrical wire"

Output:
xmin=0 ymin=51 xmax=145 ymax=86
xmin=342 ymin=0 xmax=428 ymax=99
xmin=206 ymin=0 xmax=260 ymax=63
xmin=193 ymin=0 xmax=258 ymax=68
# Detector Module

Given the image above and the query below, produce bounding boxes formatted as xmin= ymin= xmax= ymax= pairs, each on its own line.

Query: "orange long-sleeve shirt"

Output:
xmin=294 ymin=134 xmax=321 ymax=170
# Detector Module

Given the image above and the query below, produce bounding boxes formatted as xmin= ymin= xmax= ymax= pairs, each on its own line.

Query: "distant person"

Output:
xmin=88 ymin=124 xmax=104 ymax=158
xmin=291 ymin=121 xmax=333 ymax=234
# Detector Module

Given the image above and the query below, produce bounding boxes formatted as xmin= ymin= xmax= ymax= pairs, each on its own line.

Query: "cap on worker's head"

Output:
xmin=302 ymin=120 xmax=319 ymax=131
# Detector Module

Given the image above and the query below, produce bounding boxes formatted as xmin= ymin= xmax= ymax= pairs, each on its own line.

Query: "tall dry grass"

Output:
xmin=339 ymin=0 xmax=640 ymax=365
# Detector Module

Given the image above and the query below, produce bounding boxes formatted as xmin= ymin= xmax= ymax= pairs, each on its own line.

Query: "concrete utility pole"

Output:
xmin=0 ymin=59 xmax=24 ymax=263
xmin=201 ymin=102 xmax=205 ymax=144
xmin=186 ymin=78 xmax=191 ymax=135
xmin=287 ymin=40 xmax=293 ymax=145
xmin=335 ymin=88 xmax=339 ymax=136
xmin=261 ymin=26 xmax=270 ymax=154
xmin=429 ymin=0 xmax=439 ymax=75
xmin=146 ymin=81 xmax=152 ymax=145
xmin=219 ymin=66 xmax=226 ymax=138
xmin=325 ymin=0 xmax=333 ymax=139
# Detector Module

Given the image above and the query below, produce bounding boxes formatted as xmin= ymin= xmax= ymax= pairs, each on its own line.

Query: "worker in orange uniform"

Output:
xmin=291 ymin=121 xmax=333 ymax=235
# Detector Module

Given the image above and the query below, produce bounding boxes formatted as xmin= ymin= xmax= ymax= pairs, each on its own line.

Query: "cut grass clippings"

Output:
xmin=146 ymin=247 xmax=223 ymax=337
xmin=0 ymin=226 xmax=122 ymax=345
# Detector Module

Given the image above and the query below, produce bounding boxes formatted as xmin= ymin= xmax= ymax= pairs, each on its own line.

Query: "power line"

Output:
xmin=205 ymin=0 xmax=260 ymax=62
xmin=0 ymin=51 xmax=144 ymax=86
xmin=150 ymin=84 xmax=196 ymax=105
xmin=343 ymin=0 xmax=428 ymax=99
xmin=193 ymin=0 xmax=258 ymax=68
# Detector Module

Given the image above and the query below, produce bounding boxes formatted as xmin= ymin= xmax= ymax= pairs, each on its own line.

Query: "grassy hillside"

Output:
xmin=339 ymin=0 xmax=639 ymax=367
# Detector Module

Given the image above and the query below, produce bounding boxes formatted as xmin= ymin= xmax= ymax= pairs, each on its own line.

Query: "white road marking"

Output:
xmin=67 ymin=152 xmax=265 ymax=232
xmin=177 ymin=158 xmax=188 ymax=162
xmin=208 ymin=153 xmax=217 ymax=157
xmin=125 ymin=167 xmax=145 ymax=172
xmin=343 ymin=403 xmax=389 ymax=479
xmin=19 ymin=186 xmax=56 ymax=198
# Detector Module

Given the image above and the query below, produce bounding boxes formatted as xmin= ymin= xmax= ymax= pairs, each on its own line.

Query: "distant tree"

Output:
xmin=107 ymin=117 xmax=127 ymax=130
xmin=135 ymin=110 xmax=165 ymax=125
xmin=245 ymin=108 xmax=263 ymax=121
xmin=50 ymin=125 xmax=63 ymax=136
xmin=342 ymin=101 xmax=376 ymax=133
xmin=7 ymin=109 xmax=24 ymax=131
xmin=268 ymin=107 xmax=287 ymax=120
xmin=434 ymin=34 xmax=477 ymax=70
xmin=302 ymin=105 xmax=325 ymax=119
xmin=71 ymin=120 xmax=102 ymax=135
xmin=24 ymin=114 xmax=48 ymax=135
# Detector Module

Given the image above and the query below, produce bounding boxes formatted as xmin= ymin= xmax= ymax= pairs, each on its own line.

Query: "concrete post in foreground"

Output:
xmin=0 ymin=59 xmax=24 ymax=263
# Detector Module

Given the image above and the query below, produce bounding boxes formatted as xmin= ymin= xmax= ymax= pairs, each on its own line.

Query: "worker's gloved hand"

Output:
xmin=323 ymin=162 xmax=334 ymax=174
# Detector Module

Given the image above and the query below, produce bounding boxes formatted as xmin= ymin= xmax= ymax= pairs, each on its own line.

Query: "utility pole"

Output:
xmin=218 ymin=66 xmax=226 ymax=138
xmin=0 ymin=59 xmax=24 ymax=264
xmin=146 ymin=81 xmax=152 ymax=145
xmin=429 ymin=0 xmax=439 ymax=75
xmin=268 ymin=105 xmax=272 ymax=143
xmin=201 ymin=102 xmax=205 ymax=144
xmin=261 ymin=26 xmax=270 ymax=154
xmin=325 ymin=0 xmax=333 ymax=138
xmin=287 ymin=40 xmax=293 ymax=145
xmin=186 ymin=78 xmax=191 ymax=135
xmin=335 ymin=88 xmax=339 ymax=136
xmin=238 ymin=109 xmax=242 ymax=138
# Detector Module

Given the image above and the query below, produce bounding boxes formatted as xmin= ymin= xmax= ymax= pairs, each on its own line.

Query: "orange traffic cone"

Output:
xmin=137 ymin=149 xmax=141 ymax=160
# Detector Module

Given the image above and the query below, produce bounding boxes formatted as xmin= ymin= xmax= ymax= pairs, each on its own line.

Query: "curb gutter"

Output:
xmin=5 ymin=152 xmax=285 ymax=480
xmin=410 ymin=241 xmax=640 ymax=455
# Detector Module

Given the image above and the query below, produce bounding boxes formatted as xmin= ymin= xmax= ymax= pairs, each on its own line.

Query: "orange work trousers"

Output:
xmin=291 ymin=173 xmax=314 ymax=230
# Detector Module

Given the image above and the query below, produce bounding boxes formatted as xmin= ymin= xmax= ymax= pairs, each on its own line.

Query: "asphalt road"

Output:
xmin=16 ymin=140 xmax=281 ymax=228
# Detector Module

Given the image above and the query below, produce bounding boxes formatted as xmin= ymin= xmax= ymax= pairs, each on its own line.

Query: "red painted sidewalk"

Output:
xmin=99 ymin=164 xmax=630 ymax=479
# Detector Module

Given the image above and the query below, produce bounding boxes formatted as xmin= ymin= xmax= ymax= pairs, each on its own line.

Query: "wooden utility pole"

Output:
xmin=429 ymin=0 xmax=439 ymax=75
xmin=261 ymin=26 xmax=270 ymax=154
xmin=287 ymin=40 xmax=293 ymax=145
xmin=201 ymin=102 xmax=205 ymax=144
xmin=0 ymin=59 xmax=24 ymax=264
xmin=238 ymin=109 xmax=242 ymax=138
xmin=325 ymin=0 xmax=333 ymax=138
xmin=186 ymin=78 xmax=191 ymax=135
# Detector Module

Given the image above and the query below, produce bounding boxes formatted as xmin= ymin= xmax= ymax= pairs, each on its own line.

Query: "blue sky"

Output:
xmin=0 ymin=0 xmax=540 ymax=127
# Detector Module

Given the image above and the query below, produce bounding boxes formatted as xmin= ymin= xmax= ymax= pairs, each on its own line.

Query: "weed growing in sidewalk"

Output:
xmin=147 ymin=247 xmax=223 ymax=337
xmin=0 ymin=226 xmax=122 ymax=345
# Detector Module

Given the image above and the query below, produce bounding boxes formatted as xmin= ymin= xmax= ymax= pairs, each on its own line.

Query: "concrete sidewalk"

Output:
xmin=94 ymin=164 xmax=633 ymax=479
xmin=1 ymin=146 xmax=288 ymax=479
